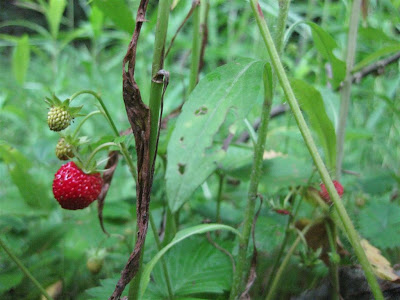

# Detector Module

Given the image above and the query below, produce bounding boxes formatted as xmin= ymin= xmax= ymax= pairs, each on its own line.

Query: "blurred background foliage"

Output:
xmin=0 ymin=0 xmax=399 ymax=299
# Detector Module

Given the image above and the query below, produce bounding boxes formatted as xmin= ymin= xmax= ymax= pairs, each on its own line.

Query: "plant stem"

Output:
xmin=229 ymin=67 xmax=273 ymax=300
xmin=0 ymin=238 xmax=54 ymax=300
xmin=336 ymin=0 xmax=361 ymax=180
xmin=188 ymin=2 xmax=201 ymax=94
xmin=265 ymin=224 xmax=313 ymax=300
xmin=72 ymin=110 xmax=101 ymax=139
xmin=216 ymin=174 xmax=224 ymax=223
xmin=69 ymin=90 xmax=137 ymax=180
xmin=249 ymin=1 xmax=383 ymax=299
xmin=275 ymin=0 xmax=291 ymax=57
xmin=149 ymin=213 xmax=174 ymax=300
xmin=85 ymin=142 xmax=117 ymax=170
xmin=325 ymin=219 xmax=340 ymax=300
xmin=130 ymin=1 xmax=172 ymax=298
xmin=148 ymin=0 xmax=172 ymax=166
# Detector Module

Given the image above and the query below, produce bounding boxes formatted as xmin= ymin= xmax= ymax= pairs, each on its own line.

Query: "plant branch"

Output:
xmin=336 ymin=0 xmax=361 ymax=180
xmin=0 ymin=238 xmax=54 ymax=300
xmin=229 ymin=67 xmax=273 ymax=299
xmin=248 ymin=1 xmax=384 ymax=299
xmin=265 ymin=224 xmax=313 ymax=300
xmin=352 ymin=51 xmax=400 ymax=83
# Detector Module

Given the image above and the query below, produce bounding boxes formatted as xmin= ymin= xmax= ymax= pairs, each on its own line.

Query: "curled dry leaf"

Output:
xmin=361 ymin=239 xmax=400 ymax=283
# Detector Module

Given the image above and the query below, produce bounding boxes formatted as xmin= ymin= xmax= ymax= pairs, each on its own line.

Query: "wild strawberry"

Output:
xmin=86 ymin=249 xmax=106 ymax=275
xmin=274 ymin=209 xmax=290 ymax=215
xmin=52 ymin=162 xmax=103 ymax=210
xmin=45 ymin=95 xmax=82 ymax=132
xmin=319 ymin=180 xmax=344 ymax=202
xmin=55 ymin=138 xmax=74 ymax=160
xmin=48 ymin=106 xmax=72 ymax=131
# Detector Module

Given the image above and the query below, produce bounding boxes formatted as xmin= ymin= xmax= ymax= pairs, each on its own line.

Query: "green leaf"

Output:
xmin=255 ymin=215 xmax=287 ymax=253
xmin=353 ymin=44 xmax=400 ymax=72
xmin=0 ymin=270 xmax=24 ymax=294
xmin=86 ymin=277 xmax=128 ymax=300
xmin=228 ymin=156 xmax=313 ymax=193
xmin=22 ymin=223 xmax=68 ymax=255
xmin=149 ymin=238 xmax=233 ymax=297
xmin=291 ymin=79 xmax=337 ymax=171
xmin=92 ymin=0 xmax=134 ymax=33
xmin=358 ymin=202 xmax=400 ymax=249
xmin=12 ymin=34 xmax=30 ymax=85
xmin=307 ymin=22 xmax=346 ymax=89
xmin=89 ymin=5 xmax=104 ymax=39
xmin=0 ymin=142 xmax=51 ymax=209
xmin=166 ymin=59 xmax=265 ymax=212
xmin=139 ymin=224 xmax=241 ymax=297
xmin=45 ymin=0 xmax=67 ymax=39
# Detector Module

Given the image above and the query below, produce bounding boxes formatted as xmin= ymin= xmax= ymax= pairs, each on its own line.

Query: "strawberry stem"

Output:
xmin=72 ymin=110 xmax=102 ymax=140
xmin=85 ymin=142 xmax=118 ymax=172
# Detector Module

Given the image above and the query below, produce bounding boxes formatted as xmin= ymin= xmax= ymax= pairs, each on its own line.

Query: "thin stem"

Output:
xmin=69 ymin=90 xmax=137 ymax=181
xmin=265 ymin=214 xmax=293 ymax=294
xmin=216 ymin=174 xmax=225 ymax=223
xmin=336 ymin=0 xmax=362 ymax=180
xmin=275 ymin=0 xmax=291 ymax=57
xmin=265 ymin=224 xmax=313 ymax=300
xmin=149 ymin=213 xmax=174 ymax=300
xmin=85 ymin=142 xmax=117 ymax=170
xmin=72 ymin=110 xmax=102 ymax=139
xmin=229 ymin=68 xmax=273 ymax=300
xmin=188 ymin=2 xmax=201 ymax=93
xmin=249 ymin=1 xmax=383 ymax=299
xmin=0 ymin=238 xmax=54 ymax=300
xmin=325 ymin=219 xmax=340 ymax=300
xmin=148 ymin=0 xmax=172 ymax=166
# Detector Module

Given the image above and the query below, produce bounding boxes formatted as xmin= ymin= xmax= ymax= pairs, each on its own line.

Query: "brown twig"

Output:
xmin=97 ymin=151 xmax=119 ymax=235
xmin=165 ymin=0 xmax=200 ymax=58
xmin=352 ymin=51 xmax=400 ymax=84
xmin=110 ymin=0 xmax=151 ymax=299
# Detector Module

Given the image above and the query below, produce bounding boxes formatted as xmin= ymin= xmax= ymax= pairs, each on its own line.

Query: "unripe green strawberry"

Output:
xmin=87 ymin=256 xmax=104 ymax=274
xmin=48 ymin=106 xmax=72 ymax=131
xmin=52 ymin=161 xmax=103 ymax=210
xmin=45 ymin=95 xmax=82 ymax=132
xmin=55 ymin=138 xmax=74 ymax=160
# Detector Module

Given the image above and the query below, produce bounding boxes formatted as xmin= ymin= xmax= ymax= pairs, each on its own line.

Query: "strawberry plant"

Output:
xmin=1 ymin=1 xmax=400 ymax=300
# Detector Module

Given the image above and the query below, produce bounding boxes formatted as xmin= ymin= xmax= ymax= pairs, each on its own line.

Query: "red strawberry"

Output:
xmin=319 ymin=180 xmax=344 ymax=202
xmin=274 ymin=209 xmax=290 ymax=215
xmin=53 ymin=162 xmax=103 ymax=210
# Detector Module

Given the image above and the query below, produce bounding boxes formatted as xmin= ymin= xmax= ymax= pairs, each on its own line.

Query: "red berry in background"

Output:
xmin=52 ymin=162 xmax=103 ymax=210
xmin=274 ymin=209 xmax=290 ymax=215
xmin=319 ymin=180 xmax=344 ymax=202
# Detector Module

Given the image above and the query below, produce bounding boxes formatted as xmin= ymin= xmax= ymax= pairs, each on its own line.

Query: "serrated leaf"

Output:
xmin=86 ymin=277 xmax=128 ymax=300
xmin=255 ymin=215 xmax=287 ymax=253
xmin=166 ymin=59 xmax=265 ymax=212
xmin=92 ymin=0 xmax=134 ymax=33
xmin=291 ymin=79 xmax=336 ymax=170
xmin=22 ymin=223 xmax=68 ymax=255
xmin=307 ymin=22 xmax=346 ymax=89
xmin=12 ymin=34 xmax=30 ymax=85
xmin=358 ymin=202 xmax=400 ymax=249
xmin=150 ymin=238 xmax=233 ymax=297
xmin=139 ymin=224 xmax=241 ymax=297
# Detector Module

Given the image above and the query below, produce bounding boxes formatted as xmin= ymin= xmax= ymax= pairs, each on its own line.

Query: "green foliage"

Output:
xmin=166 ymin=59 xmax=265 ymax=212
xmin=358 ymin=201 xmax=400 ymax=249
xmin=291 ymin=79 xmax=337 ymax=170
xmin=12 ymin=34 xmax=30 ymax=85
xmin=92 ymin=0 xmax=135 ymax=33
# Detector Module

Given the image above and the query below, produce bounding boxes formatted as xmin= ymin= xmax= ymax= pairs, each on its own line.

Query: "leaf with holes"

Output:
xmin=166 ymin=59 xmax=265 ymax=212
